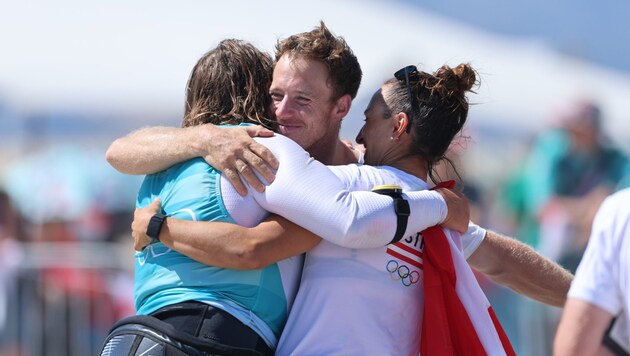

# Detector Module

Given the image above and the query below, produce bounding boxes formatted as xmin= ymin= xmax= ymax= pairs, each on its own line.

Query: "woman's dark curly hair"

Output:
xmin=384 ymin=63 xmax=478 ymax=183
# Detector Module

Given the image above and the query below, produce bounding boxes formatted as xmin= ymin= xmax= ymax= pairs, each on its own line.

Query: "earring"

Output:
xmin=390 ymin=136 xmax=394 ymax=140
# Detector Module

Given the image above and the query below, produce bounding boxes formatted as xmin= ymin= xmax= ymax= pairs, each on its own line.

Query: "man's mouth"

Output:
xmin=278 ymin=124 xmax=300 ymax=136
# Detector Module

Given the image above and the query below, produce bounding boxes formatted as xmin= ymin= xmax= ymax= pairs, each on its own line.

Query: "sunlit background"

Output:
xmin=1 ymin=0 xmax=629 ymax=354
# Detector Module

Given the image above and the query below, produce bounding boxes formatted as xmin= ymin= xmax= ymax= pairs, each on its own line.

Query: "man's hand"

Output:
xmin=131 ymin=199 xmax=162 ymax=251
xmin=435 ymin=188 xmax=470 ymax=233
xmin=341 ymin=139 xmax=365 ymax=162
xmin=197 ymin=125 xmax=279 ymax=196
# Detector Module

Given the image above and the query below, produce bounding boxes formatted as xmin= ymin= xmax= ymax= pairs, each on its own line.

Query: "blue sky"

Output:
xmin=406 ymin=0 xmax=630 ymax=74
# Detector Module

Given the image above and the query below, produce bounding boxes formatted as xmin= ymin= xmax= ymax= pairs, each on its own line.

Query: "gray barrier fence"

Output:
xmin=0 ymin=241 xmax=134 ymax=356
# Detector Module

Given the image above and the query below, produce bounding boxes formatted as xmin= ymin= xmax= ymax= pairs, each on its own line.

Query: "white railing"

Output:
xmin=0 ymin=241 xmax=134 ymax=356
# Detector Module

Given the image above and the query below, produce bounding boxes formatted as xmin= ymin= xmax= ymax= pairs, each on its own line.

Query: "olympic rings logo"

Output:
xmin=386 ymin=260 xmax=420 ymax=287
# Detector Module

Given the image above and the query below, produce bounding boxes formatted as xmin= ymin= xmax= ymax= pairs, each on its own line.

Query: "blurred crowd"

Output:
xmin=0 ymin=148 xmax=141 ymax=355
xmin=480 ymin=98 xmax=628 ymax=354
xmin=497 ymin=99 xmax=628 ymax=270
xmin=0 ymin=97 xmax=628 ymax=355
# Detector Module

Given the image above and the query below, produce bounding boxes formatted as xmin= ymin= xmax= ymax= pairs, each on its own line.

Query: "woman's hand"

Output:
xmin=131 ymin=199 xmax=162 ymax=251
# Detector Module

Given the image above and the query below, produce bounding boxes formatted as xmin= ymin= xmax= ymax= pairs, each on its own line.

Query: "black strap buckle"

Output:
xmin=371 ymin=184 xmax=410 ymax=244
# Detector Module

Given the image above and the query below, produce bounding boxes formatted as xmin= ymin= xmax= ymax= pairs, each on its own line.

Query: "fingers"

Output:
xmin=243 ymin=145 xmax=277 ymax=180
xmin=131 ymin=205 xmax=158 ymax=251
xmin=225 ymin=154 xmax=275 ymax=196
xmin=201 ymin=126 xmax=278 ymax=196
xmin=131 ymin=227 xmax=146 ymax=251
xmin=240 ymin=125 xmax=279 ymax=171
xmin=244 ymin=125 xmax=275 ymax=138
xmin=223 ymin=167 xmax=248 ymax=197
xmin=226 ymin=131 xmax=278 ymax=194
xmin=248 ymin=141 xmax=279 ymax=170
xmin=150 ymin=198 xmax=161 ymax=211
xmin=437 ymin=187 xmax=470 ymax=234
xmin=131 ymin=218 xmax=148 ymax=251
xmin=231 ymin=159 xmax=264 ymax=194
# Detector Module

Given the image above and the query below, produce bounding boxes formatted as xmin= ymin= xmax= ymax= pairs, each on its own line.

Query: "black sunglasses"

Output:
xmin=394 ymin=65 xmax=418 ymax=132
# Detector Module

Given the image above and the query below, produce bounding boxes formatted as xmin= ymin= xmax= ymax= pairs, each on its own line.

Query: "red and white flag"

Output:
xmin=421 ymin=182 xmax=515 ymax=356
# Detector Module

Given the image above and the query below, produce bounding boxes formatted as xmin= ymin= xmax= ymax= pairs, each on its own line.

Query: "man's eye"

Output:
xmin=296 ymin=97 xmax=310 ymax=105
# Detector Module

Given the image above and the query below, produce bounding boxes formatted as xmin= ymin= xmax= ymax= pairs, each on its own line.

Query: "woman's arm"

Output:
xmin=132 ymin=200 xmax=320 ymax=270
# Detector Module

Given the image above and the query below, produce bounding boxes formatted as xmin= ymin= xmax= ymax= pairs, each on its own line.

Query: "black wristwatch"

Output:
xmin=146 ymin=213 xmax=167 ymax=244
xmin=371 ymin=184 xmax=410 ymax=244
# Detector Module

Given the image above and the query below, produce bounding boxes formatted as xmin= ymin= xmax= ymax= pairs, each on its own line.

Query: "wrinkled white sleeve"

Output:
xmin=248 ymin=135 xmax=447 ymax=248
xmin=461 ymin=221 xmax=486 ymax=259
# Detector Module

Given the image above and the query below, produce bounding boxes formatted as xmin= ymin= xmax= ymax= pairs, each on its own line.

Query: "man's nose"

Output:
xmin=275 ymin=97 xmax=293 ymax=118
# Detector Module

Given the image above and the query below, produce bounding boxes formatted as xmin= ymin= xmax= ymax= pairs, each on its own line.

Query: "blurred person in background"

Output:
xmin=0 ymin=190 xmax=23 ymax=356
xmin=498 ymin=111 xmax=571 ymax=250
xmin=540 ymin=99 xmax=628 ymax=273
xmin=554 ymin=187 xmax=630 ymax=356
xmin=497 ymin=98 xmax=629 ymax=354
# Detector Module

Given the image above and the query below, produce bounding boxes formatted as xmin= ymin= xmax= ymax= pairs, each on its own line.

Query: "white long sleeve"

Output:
xmin=237 ymin=135 xmax=447 ymax=248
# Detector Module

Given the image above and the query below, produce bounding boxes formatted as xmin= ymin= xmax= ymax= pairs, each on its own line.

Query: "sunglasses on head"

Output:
xmin=394 ymin=65 xmax=418 ymax=132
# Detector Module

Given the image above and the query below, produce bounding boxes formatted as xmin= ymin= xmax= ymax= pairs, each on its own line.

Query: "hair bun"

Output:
xmin=452 ymin=64 xmax=477 ymax=92
xmin=433 ymin=63 xmax=477 ymax=99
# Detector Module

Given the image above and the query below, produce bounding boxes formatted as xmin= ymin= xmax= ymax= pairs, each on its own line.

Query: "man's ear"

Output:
xmin=333 ymin=94 xmax=352 ymax=121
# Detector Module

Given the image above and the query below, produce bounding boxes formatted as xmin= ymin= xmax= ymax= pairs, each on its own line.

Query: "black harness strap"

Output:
xmin=100 ymin=303 xmax=272 ymax=356
xmin=372 ymin=184 xmax=410 ymax=244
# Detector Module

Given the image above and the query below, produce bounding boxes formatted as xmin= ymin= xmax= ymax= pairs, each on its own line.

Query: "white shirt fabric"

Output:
xmin=221 ymin=134 xmax=448 ymax=248
xmin=568 ymin=188 xmax=630 ymax=349
xmin=218 ymin=133 xmax=453 ymax=346
xmin=275 ymin=163 xmax=487 ymax=356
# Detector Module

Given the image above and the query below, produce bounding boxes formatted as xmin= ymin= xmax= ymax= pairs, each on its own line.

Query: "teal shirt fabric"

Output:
xmin=133 ymin=125 xmax=289 ymax=342
xmin=552 ymin=145 xmax=628 ymax=196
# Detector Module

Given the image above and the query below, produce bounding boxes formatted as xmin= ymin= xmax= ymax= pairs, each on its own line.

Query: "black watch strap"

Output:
xmin=146 ymin=213 xmax=167 ymax=244
xmin=371 ymin=185 xmax=410 ymax=244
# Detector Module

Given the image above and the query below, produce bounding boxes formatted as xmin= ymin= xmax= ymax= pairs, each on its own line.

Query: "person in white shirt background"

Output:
xmin=554 ymin=187 xmax=630 ymax=356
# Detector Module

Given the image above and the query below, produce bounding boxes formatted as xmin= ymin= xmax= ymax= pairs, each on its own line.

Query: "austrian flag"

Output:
xmin=421 ymin=226 xmax=515 ymax=355
xmin=421 ymin=181 xmax=515 ymax=356
xmin=386 ymin=237 xmax=423 ymax=270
